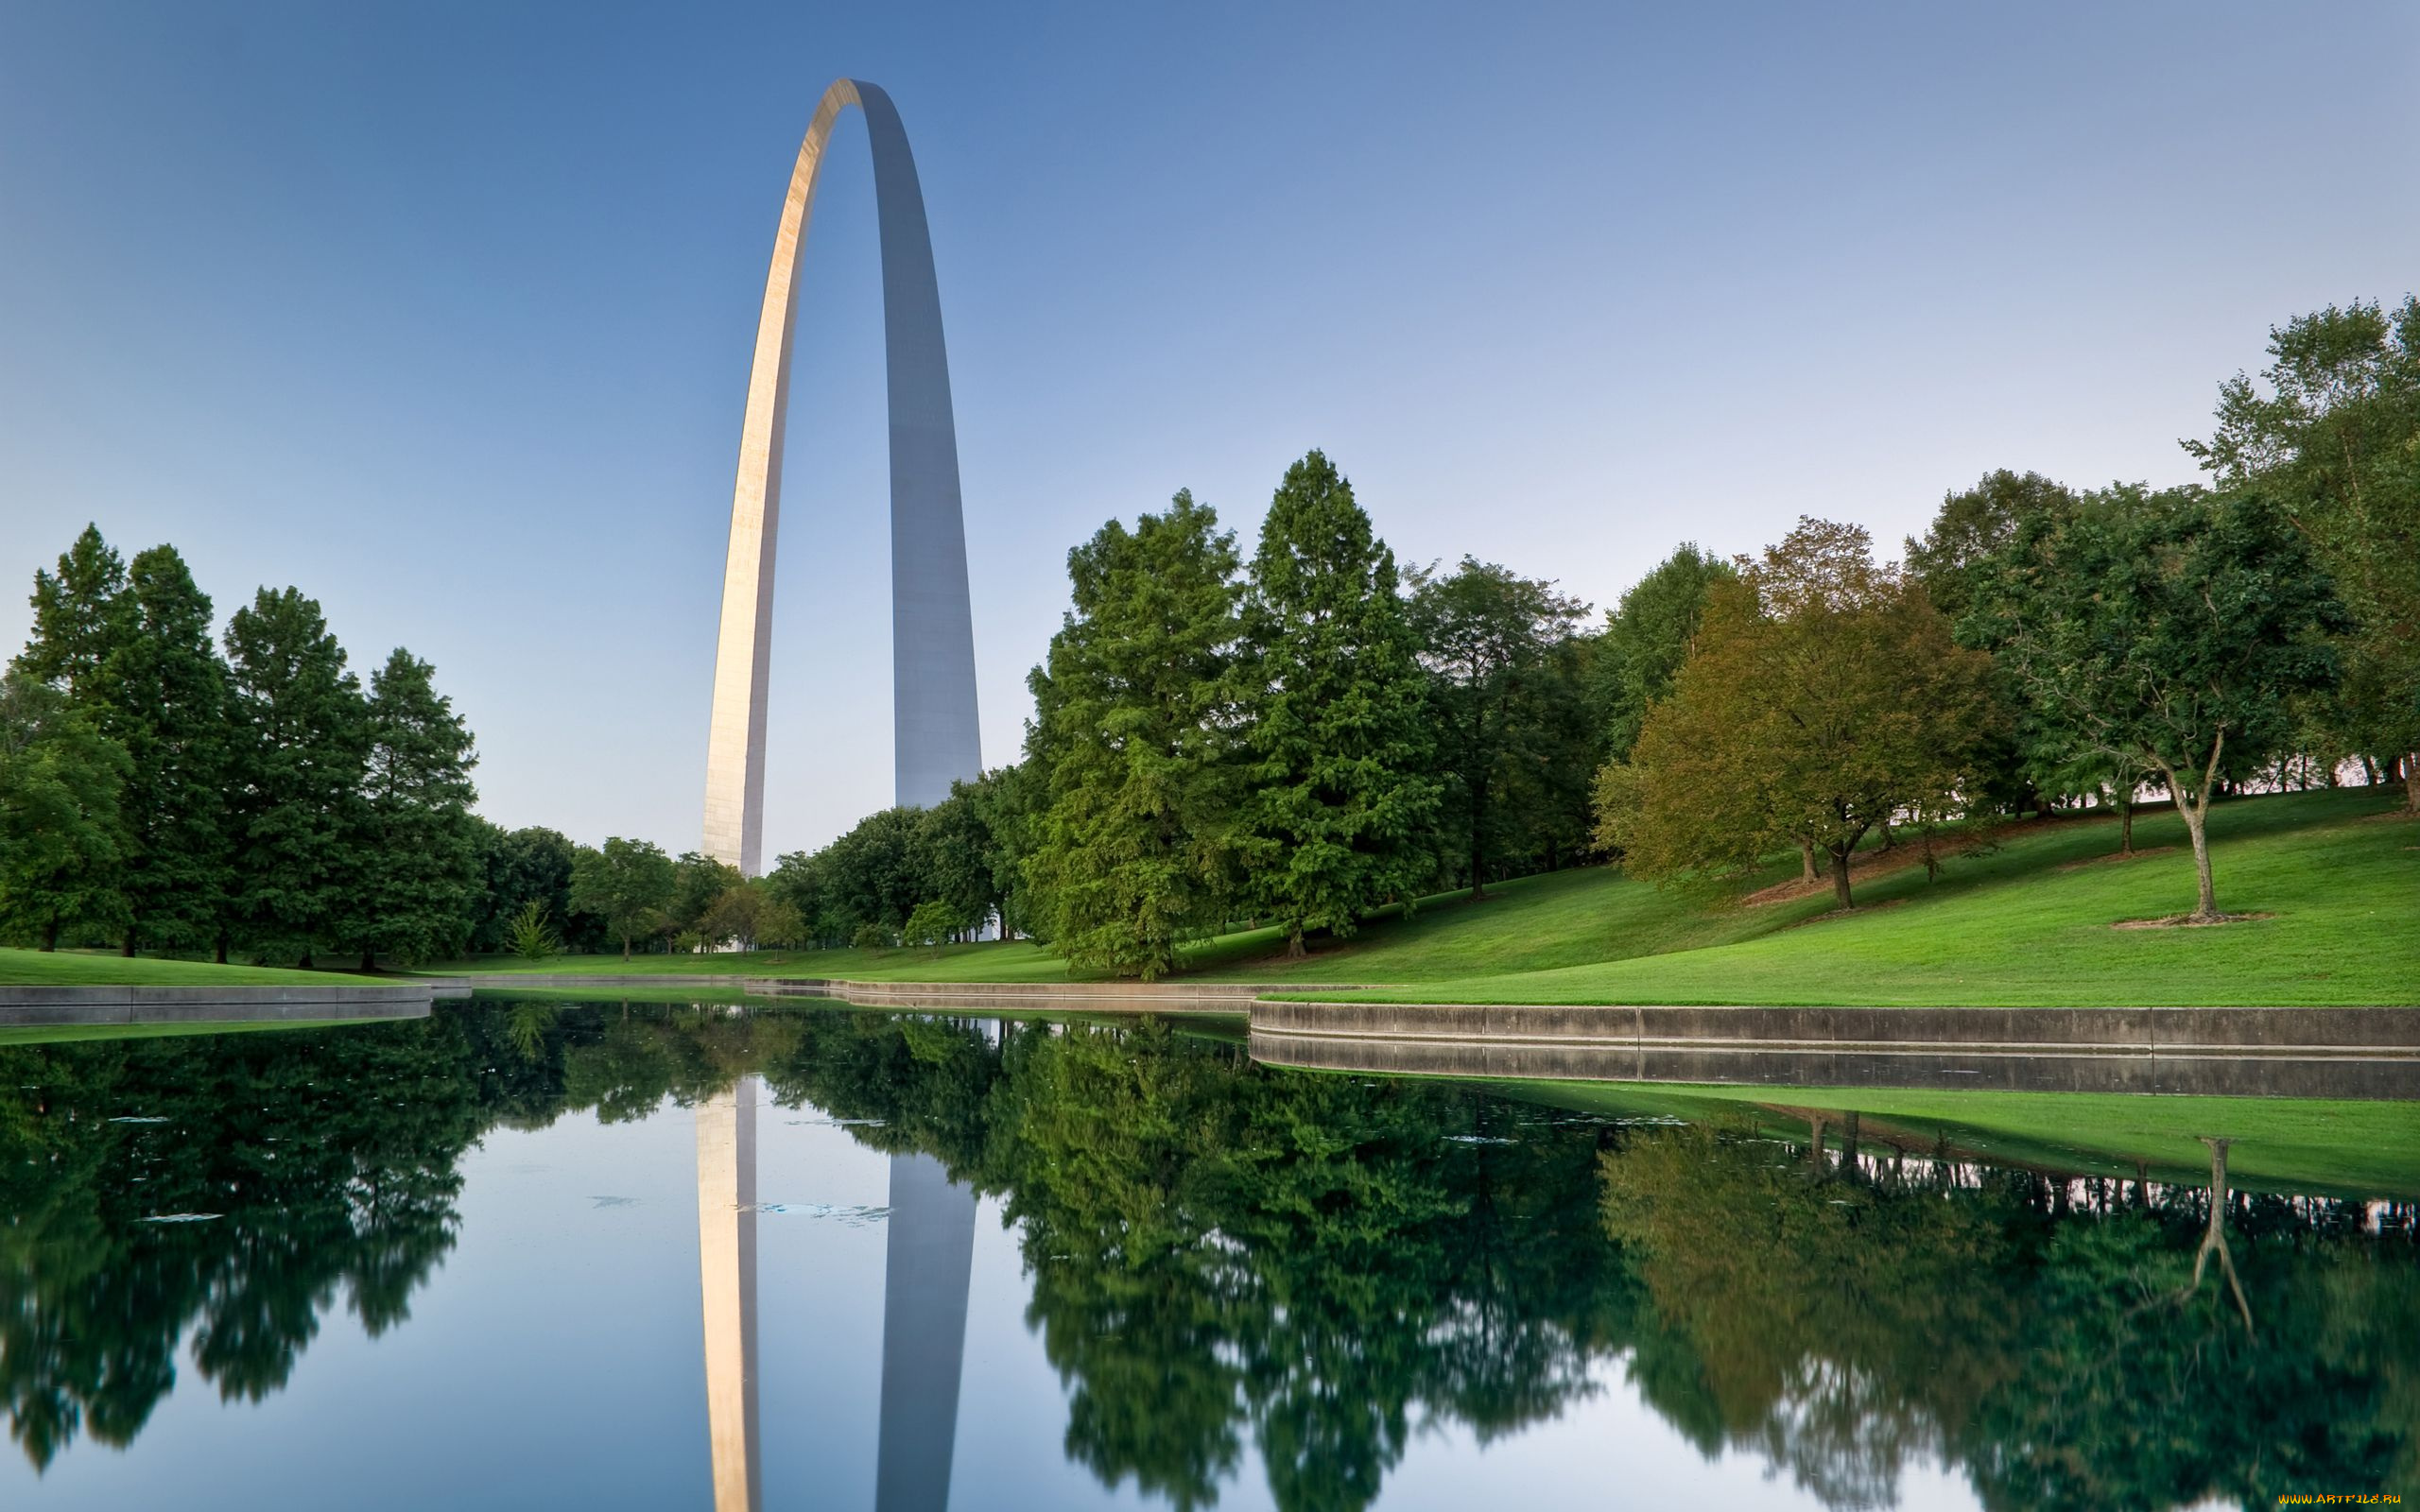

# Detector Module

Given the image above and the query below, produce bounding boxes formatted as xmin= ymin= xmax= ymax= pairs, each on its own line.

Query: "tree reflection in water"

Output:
xmin=0 ymin=1004 xmax=2411 ymax=1511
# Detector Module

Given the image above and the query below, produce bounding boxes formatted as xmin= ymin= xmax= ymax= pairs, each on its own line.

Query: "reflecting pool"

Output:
xmin=0 ymin=1002 xmax=2413 ymax=1509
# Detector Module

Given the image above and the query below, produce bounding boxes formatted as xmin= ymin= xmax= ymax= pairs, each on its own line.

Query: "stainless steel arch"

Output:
xmin=703 ymin=78 xmax=981 ymax=874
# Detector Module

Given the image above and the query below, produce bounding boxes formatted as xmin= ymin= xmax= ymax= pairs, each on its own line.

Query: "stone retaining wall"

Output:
xmin=0 ymin=983 xmax=435 ymax=1028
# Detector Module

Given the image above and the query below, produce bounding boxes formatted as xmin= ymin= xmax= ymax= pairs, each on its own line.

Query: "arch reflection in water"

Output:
xmin=693 ymin=1074 xmax=977 ymax=1512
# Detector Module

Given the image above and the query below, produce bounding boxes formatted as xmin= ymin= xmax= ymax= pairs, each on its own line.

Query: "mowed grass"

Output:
xmin=1512 ymin=1079 xmax=2420 ymax=1198
xmin=0 ymin=949 xmax=380 ymax=987
xmin=415 ymin=788 xmax=2411 ymax=1005
xmin=1308 ymin=788 xmax=2417 ymax=1005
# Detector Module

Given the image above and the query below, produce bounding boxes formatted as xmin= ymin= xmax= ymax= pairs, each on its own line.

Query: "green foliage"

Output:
xmin=698 ymin=879 xmax=802 ymax=951
xmin=1406 ymin=557 xmax=1592 ymax=896
xmin=1026 ymin=491 xmax=1247 ymax=978
xmin=10 ymin=524 xmax=128 ymax=704
xmin=95 ymin=546 xmax=231 ymax=954
xmin=1592 ymin=542 xmax=1735 ymax=760
xmin=222 ymin=587 xmax=370 ymax=963
xmin=669 ymin=850 xmax=744 ymax=940
xmin=1236 ymin=452 xmax=1440 ymax=954
xmin=345 ymin=649 xmax=480 ymax=967
xmin=0 ymin=673 xmax=131 ymax=950
xmin=902 ymin=898 xmax=959 ymax=951
xmin=2188 ymin=296 xmax=2420 ymax=808
xmin=849 ymin=920 xmax=893 ymax=951
xmin=1615 ymin=520 xmax=1999 ymax=907
xmin=915 ymin=783 xmax=1004 ymax=937
xmin=469 ymin=824 xmax=587 ymax=954
xmin=1968 ymin=486 xmax=2348 ymax=918
xmin=503 ymin=899 xmax=558 ymax=960
xmin=1904 ymin=469 xmax=2081 ymax=626
xmin=568 ymin=836 xmax=676 ymax=960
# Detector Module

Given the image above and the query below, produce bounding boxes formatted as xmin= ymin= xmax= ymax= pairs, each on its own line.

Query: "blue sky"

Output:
xmin=3 ymin=2 xmax=2414 ymax=857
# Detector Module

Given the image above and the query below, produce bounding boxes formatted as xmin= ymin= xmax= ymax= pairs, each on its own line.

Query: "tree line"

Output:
xmin=0 ymin=529 xmax=482 ymax=964
xmin=1604 ymin=297 xmax=2414 ymax=923
xmin=770 ymin=296 xmax=2414 ymax=970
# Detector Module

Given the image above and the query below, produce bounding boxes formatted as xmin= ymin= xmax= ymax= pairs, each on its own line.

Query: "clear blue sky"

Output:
xmin=4 ymin=2 xmax=2414 ymax=857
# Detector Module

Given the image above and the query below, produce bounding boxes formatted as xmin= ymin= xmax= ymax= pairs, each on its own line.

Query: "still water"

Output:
xmin=1 ymin=1001 xmax=2412 ymax=1510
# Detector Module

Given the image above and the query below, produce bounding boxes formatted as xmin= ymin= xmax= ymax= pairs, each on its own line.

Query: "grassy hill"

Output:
xmin=407 ymin=786 xmax=2416 ymax=1007
xmin=0 ymin=950 xmax=380 ymax=988
xmin=27 ymin=787 xmax=2409 ymax=1005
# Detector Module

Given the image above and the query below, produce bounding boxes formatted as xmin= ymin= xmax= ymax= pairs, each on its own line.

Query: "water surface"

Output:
xmin=0 ymin=1002 xmax=2411 ymax=1510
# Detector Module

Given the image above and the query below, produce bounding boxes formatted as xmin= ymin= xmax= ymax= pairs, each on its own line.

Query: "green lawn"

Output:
xmin=1300 ymin=788 xmax=2419 ymax=1005
xmin=1510 ymin=1078 xmax=2420 ymax=1197
xmin=66 ymin=788 xmax=2404 ymax=1006
xmin=0 ymin=949 xmax=382 ymax=988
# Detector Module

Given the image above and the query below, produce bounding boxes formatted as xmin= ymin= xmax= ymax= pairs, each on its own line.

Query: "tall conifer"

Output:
xmin=12 ymin=524 xmax=129 ymax=703
xmin=96 ymin=546 xmax=232 ymax=954
xmin=346 ymin=649 xmax=480 ymax=967
xmin=1238 ymin=452 xmax=1439 ymax=955
xmin=223 ymin=587 xmax=368 ymax=965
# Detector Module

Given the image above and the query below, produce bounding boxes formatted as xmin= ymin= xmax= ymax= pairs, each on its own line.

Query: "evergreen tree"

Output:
xmin=1025 ymin=491 xmax=1245 ymax=978
xmin=222 ymin=587 xmax=369 ymax=965
xmin=1237 ymin=451 xmax=1438 ymax=955
xmin=346 ymin=649 xmax=481 ymax=967
xmin=0 ymin=671 xmax=130 ymax=950
xmin=95 ymin=546 xmax=231 ymax=954
xmin=11 ymin=524 xmax=129 ymax=703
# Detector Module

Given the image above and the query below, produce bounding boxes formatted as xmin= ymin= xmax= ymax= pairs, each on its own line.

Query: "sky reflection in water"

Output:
xmin=0 ymin=1002 xmax=2411 ymax=1510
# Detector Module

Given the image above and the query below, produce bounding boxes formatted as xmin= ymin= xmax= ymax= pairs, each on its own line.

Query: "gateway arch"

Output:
xmin=703 ymin=78 xmax=981 ymax=874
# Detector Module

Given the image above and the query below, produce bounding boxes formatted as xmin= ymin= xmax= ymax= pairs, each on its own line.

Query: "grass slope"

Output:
xmin=0 ymin=949 xmax=381 ymax=988
xmin=416 ymin=788 xmax=2412 ymax=1006
xmin=1512 ymin=1079 xmax=2420 ymax=1198
xmin=1305 ymin=788 xmax=2419 ymax=1005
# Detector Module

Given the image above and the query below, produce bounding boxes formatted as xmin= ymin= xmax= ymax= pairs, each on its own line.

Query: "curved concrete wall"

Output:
xmin=703 ymin=78 xmax=981 ymax=876
xmin=0 ymin=983 xmax=434 ymax=1028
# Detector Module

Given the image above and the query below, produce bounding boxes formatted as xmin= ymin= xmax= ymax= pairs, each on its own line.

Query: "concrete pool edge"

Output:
xmin=0 ymin=982 xmax=438 ymax=1026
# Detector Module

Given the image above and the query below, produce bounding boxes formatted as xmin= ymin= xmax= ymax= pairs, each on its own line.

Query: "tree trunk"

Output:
xmin=122 ymin=925 xmax=138 ymax=958
xmin=215 ymin=932 xmax=229 ymax=965
xmin=1829 ymin=845 xmax=1855 ymax=909
xmin=1876 ymin=819 xmax=1895 ymax=851
xmin=2407 ymin=756 xmax=2419 ymax=815
xmin=41 ymin=919 xmax=59 ymax=953
xmin=2118 ymin=797 xmax=2134 ymax=855
xmin=1283 ymin=928 xmax=1306 ymax=961
xmin=1799 ymin=839 xmax=1817 ymax=885
xmin=621 ymin=933 xmax=633 ymax=962
xmin=359 ymin=951 xmax=375 ymax=972
xmin=299 ymin=952 xmax=314 ymax=970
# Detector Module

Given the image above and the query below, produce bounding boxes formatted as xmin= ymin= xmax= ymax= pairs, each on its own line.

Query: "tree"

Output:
xmin=1593 ymin=543 xmax=1736 ymax=762
xmin=469 ymin=824 xmax=586 ymax=954
xmin=1968 ymin=486 xmax=2347 ymax=920
xmin=93 ymin=546 xmax=231 ymax=955
xmin=10 ymin=524 xmax=129 ymax=704
xmin=1406 ymin=558 xmax=1590 ymax=897
xmin=222 ymin=587 xmax=370 ymax=965
xmin=2187 ymin=297 xmax=2420 ymax=810
xmin=502 ymin=899 xmax=559 ymax=959
xmin=1904 ymin=471 xmax=2080 ymax=626
xmin=1613 ymin=520 xmax=1998 ymax=908
xmin=965 ymin=763 xmax=1044 ymax=940
xmin=669 ymin=850 xmax=745 ymax=943
xmin=0 ymin=672 xmax=130 ymax=949
xmin=1025 ymin=491 xmax=1247 ymax=978
xmin=569 ymin=836 xmax=677 ymax=960
xmin=699 ymin=879 xmax=799 ymax=951
xmin=1236 ymin=452 xmax=1440 ymax=955
xmin=902 ymin=899 xmax=959 ymax=953
xmin=341 ymin=649 xmax=481 ymax=968
xmin=916 ymin=784 xmax=1001 ymax=937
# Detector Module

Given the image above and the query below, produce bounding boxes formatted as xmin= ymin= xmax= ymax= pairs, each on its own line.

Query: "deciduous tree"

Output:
xmin=1592 ymin=543 xmax=1735 ymax=761
xmin=1968 ymin=486 xmax=2346 ymax=920
xmin=1614 ymin=520 xmax=1997 ymax=908
xmin=569 ymin=836 xmax=677 ymax=960
xmin=1407 ymin=558 xmax=1590 ymax=897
